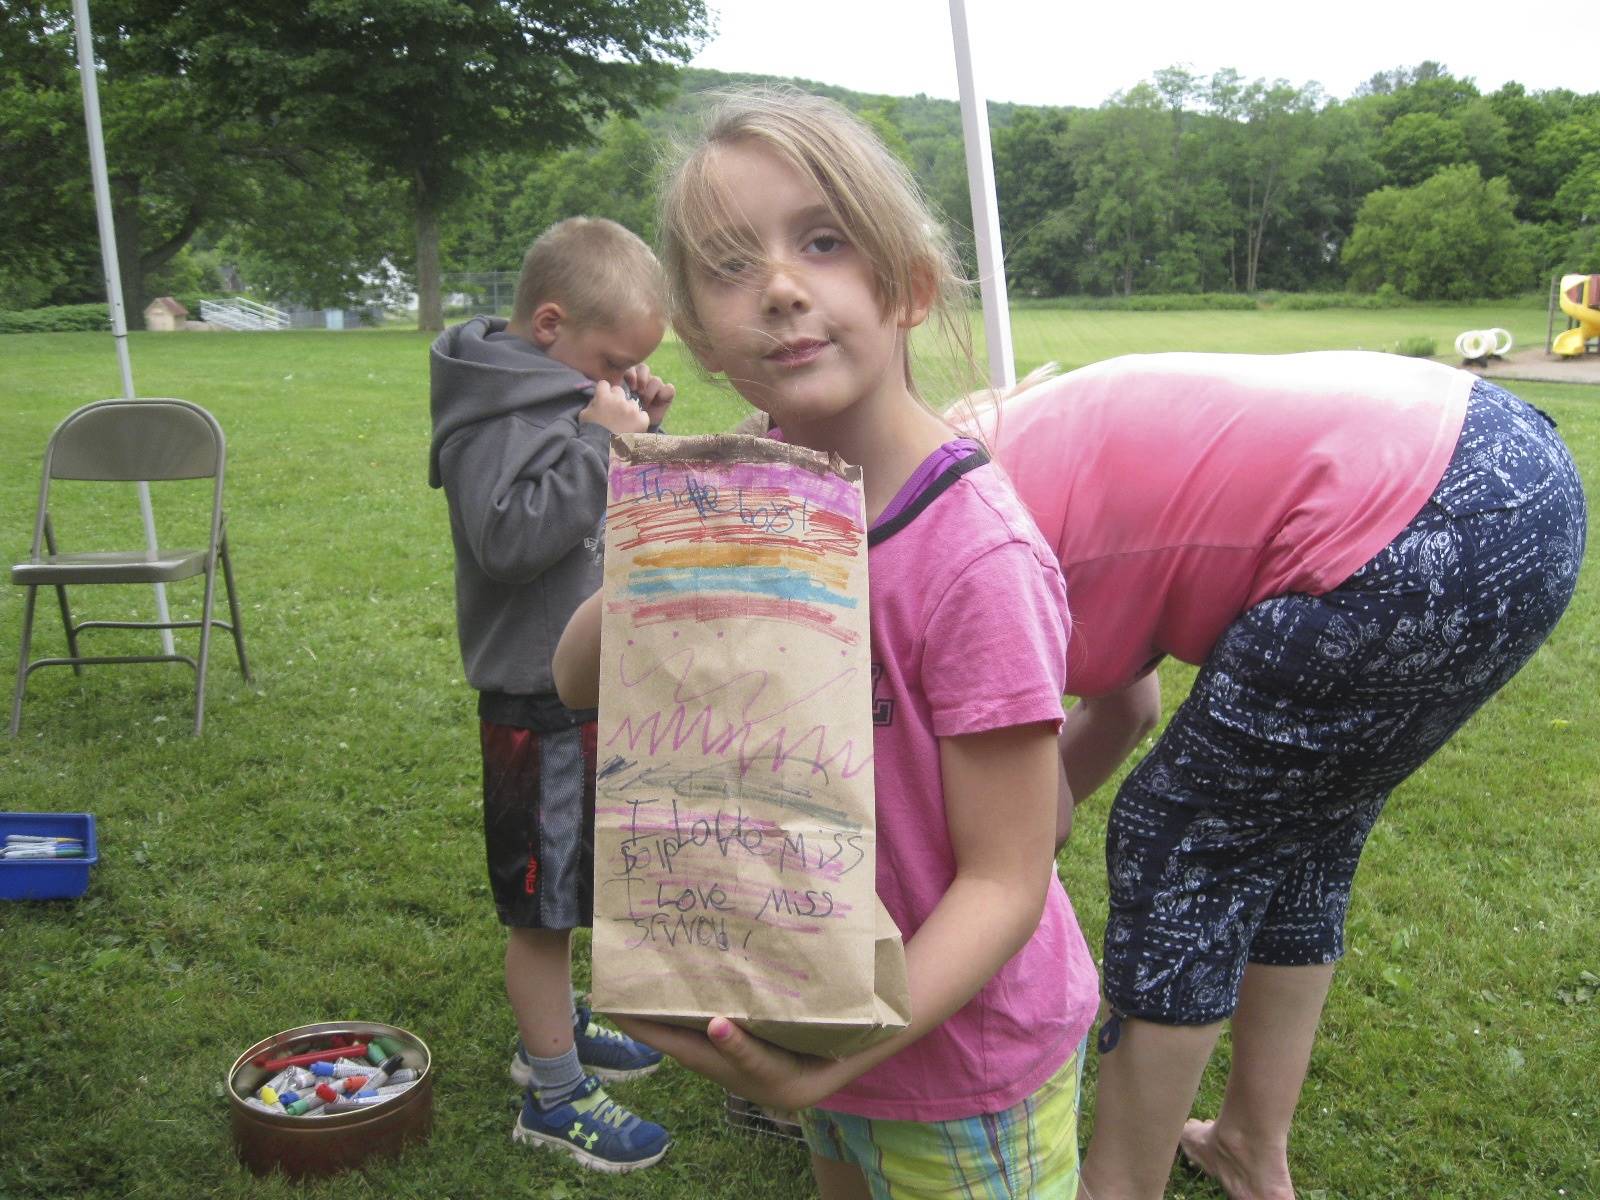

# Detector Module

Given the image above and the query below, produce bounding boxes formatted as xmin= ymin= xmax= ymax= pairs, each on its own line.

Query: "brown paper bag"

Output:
xmin=590 ymin=433 xmax=910 ymax=1059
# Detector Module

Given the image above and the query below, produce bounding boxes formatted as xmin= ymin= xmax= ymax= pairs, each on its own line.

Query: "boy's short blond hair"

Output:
xmin=511 ymin=217 xmax=665 ymax=329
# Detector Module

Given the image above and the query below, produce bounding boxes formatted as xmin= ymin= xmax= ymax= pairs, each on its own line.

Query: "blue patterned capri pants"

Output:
xmin=1102 ymin=380 xmax=1588 ymax=1025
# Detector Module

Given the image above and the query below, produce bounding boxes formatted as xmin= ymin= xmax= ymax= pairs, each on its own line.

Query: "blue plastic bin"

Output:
xmin=0 ymin=812 xmax=97 ymax=900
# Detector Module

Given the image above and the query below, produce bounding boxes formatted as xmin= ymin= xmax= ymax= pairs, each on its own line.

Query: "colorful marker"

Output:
xmin=311 ymin=1060 xmax=374 ymax=1081
xmin=256 ymin=1063 xmax=315 ymax=1097
xmin=254 ymin=1042 xmax=368 ymax=1071
xmin=285 ymin=1085 xmax=334 ymax=1116
xmin=325 ymin=1074 xmax=368 ymax=1096
xmin=326 ymin=1092 xmax=396 ymax=1111
xmin=363 ymin=1054 xmax=404 ymax=1091
xmin=258 ymin=1067 xmax=297 ymax=1096
xmin=0 ymin=845 xmax=85 ymax=859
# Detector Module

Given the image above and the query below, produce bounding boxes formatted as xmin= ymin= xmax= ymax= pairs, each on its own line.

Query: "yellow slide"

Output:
xmin=1553 ymin=273 xmax=1600 ymax=356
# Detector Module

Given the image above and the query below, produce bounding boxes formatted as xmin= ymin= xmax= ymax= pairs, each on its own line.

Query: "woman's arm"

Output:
xmin=614 ymin=719 xmax=1062 ymax=1110
xmin=552 ymin=590 xmax=604 ymax=710
xmin=1056 ymin=670 xmax=1162 ymax=845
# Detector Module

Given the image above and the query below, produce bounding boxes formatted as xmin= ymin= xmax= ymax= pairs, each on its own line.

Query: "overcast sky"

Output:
xmin=690 ymin=1 xmax=1573 ymax=108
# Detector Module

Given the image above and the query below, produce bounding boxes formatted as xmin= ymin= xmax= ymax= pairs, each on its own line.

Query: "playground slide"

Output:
xmin=1553 ymin=272 xmax=1600 ymax=356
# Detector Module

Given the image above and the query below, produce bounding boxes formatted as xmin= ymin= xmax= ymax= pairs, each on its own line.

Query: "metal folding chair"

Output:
xmin=9 ymin=398 xmax=252 ymax=736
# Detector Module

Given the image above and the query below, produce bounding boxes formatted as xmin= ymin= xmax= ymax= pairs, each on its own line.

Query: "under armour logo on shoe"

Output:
xmin=569 ymin=1123 xmax=599 ymax=1149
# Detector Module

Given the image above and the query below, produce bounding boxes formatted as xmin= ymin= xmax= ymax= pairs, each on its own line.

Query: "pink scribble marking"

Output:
xmin=603 ymin=647 xmax=873 ymax=781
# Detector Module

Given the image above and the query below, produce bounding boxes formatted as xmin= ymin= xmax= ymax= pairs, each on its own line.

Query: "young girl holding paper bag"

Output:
xmin=554 ymin=87 xmax=1100 ymax=1197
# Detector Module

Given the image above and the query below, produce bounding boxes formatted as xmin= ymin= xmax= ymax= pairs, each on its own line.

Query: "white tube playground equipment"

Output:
xmin=1454 ymin=327 xmax=1513 ymax=361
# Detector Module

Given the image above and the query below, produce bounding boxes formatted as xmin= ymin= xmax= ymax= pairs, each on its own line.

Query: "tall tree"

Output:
xmin=993 ymin=108 xmax=1080 ymax=295
xmin=0 ymin=4 xmax=98 ymax=307
xmin=1292 ymin=100 xmax=1383 ymax=289
xmin=1377 ymin=111 xmax=1471 ymax=186
xmin=1232 ymin=81 xmax=1325 ymax=293
xmin=1 ymin=1 xmax=408 ymax=317
xmin=2 ymin=2 xmax=247 ymax=315
xmin=1067 ymin=86 xmax=1172 ymax=295
xmin=1343 ymin=164 xmax=1532 ymax=299
xmin=141 ymin=0 xmax=708 ymax=330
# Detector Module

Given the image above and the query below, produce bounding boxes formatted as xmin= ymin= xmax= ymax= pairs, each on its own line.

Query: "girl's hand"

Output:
xmin=624 ymin=363 xmax=676 ymax=430
xmin=613 ymin=1015 xmax=849 ymax=1112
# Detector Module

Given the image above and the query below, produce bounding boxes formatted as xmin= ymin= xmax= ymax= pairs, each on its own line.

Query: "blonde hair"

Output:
xmin=511 ymin=217 xmax=664 ymax=329
xmin=658 ymin=86 xmax=973 ymax=401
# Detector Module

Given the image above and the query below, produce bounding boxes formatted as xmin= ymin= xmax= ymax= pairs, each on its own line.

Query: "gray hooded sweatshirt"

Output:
xmin=428 ymin=316 xmax=612 ymax=700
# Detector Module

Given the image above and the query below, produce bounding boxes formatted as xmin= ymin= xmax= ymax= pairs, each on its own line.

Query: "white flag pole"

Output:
xmin=948 ymin=0 xmax=1015 ymax=390
xmin=72 ymin=0 xmax=174 ymax=654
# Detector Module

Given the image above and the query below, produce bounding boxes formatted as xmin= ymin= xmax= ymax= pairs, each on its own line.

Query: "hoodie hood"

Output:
xmin=428 ymin=316 xmax=592 ymax=487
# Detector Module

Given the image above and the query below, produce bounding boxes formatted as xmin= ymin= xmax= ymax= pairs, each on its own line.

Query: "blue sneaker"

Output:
xmin=511 ymin=1006 xmax=664 ymax=1086
xmin=511 ymin=1075 xmax=670 ymax=1173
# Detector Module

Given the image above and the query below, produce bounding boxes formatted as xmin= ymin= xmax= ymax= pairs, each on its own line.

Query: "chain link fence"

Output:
xmin=439 ymin=271 xmax=519 ymax=318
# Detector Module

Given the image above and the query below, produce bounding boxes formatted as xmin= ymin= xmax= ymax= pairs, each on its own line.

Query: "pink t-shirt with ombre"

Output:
xmin=976 ymin=351 xmax=1473 ymax=698
xmin=818 ymin=447 xmax=1100 ymax=1122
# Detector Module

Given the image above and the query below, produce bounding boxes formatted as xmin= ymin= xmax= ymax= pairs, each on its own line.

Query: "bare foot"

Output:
xmin=1178 ymin=1118 xmax=1296 ymax=1200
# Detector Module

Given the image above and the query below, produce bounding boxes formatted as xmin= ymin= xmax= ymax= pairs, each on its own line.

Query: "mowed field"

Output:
xmin=1 ymin=301 xmax=1596 ymax=1199
xmin=1004 ymin=301 xmax=1552 ymax=371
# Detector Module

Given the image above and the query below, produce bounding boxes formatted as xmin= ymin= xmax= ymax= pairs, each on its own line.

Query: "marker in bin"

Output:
xmin=254 ymin=1042 xmax=368 ymax=1071
xmin=315 ymin=1060 xmax=418 ymax=1085
xmin=258 ymin=1066 xmax=302 ymax=1097
xmin=1 ymin=844 xmax=85 ymax=859
xmin=364 ymin=1054 xmax=404 ymax=1091
xmin=298 ymin=1056 xmax=414 ymax=1087
xmin=310 ymin=1059 xmax=375 ymax=1081
xmin=300 ymin=1076 xmax=369 ymax=1115
xmin=289 ymin=1055 xmax=400 ymax=1117
xmin=327 ymin=1091 xmax=397 ymax=1111
xmin=329 ymin=1078 xmax=414 ymax=1112
xmin=284 ymin=1086 xmax=335 ymax=1117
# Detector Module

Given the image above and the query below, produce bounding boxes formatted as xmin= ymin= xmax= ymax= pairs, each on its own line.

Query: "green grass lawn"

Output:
xmin=1002 ymin=298 xmax=1552 ymax=375
xmin=1 ymin=307 xmax=1596 ymax=1199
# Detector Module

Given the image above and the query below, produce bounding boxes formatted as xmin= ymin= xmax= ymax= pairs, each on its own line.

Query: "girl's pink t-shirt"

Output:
xmin=818 ymin=449 xmax=1099 ymax=1122
xmin=976 ymin=351 xmax=1472 ymax=697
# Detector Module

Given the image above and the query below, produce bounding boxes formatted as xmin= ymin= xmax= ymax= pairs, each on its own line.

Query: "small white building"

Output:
xmin=143 ymin=297 xmax=188 ymax=332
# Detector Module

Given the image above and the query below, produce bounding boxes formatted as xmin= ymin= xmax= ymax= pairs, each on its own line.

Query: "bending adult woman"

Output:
xmin=977 ymin=351 xmax=1587 ymax=1200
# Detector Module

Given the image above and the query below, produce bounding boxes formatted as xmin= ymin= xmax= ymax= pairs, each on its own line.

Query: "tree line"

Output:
xmin=1 ymin=0 xmax=706 ymax=329
xmin=4 ymin=0 xmax=1597 ymax=328
xmin=987 ymin=64 xmax=1595 ymax=301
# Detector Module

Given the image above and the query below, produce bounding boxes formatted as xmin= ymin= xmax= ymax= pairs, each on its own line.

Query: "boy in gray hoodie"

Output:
xmin=428 ymin=218 xmax=675 ymax=1171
